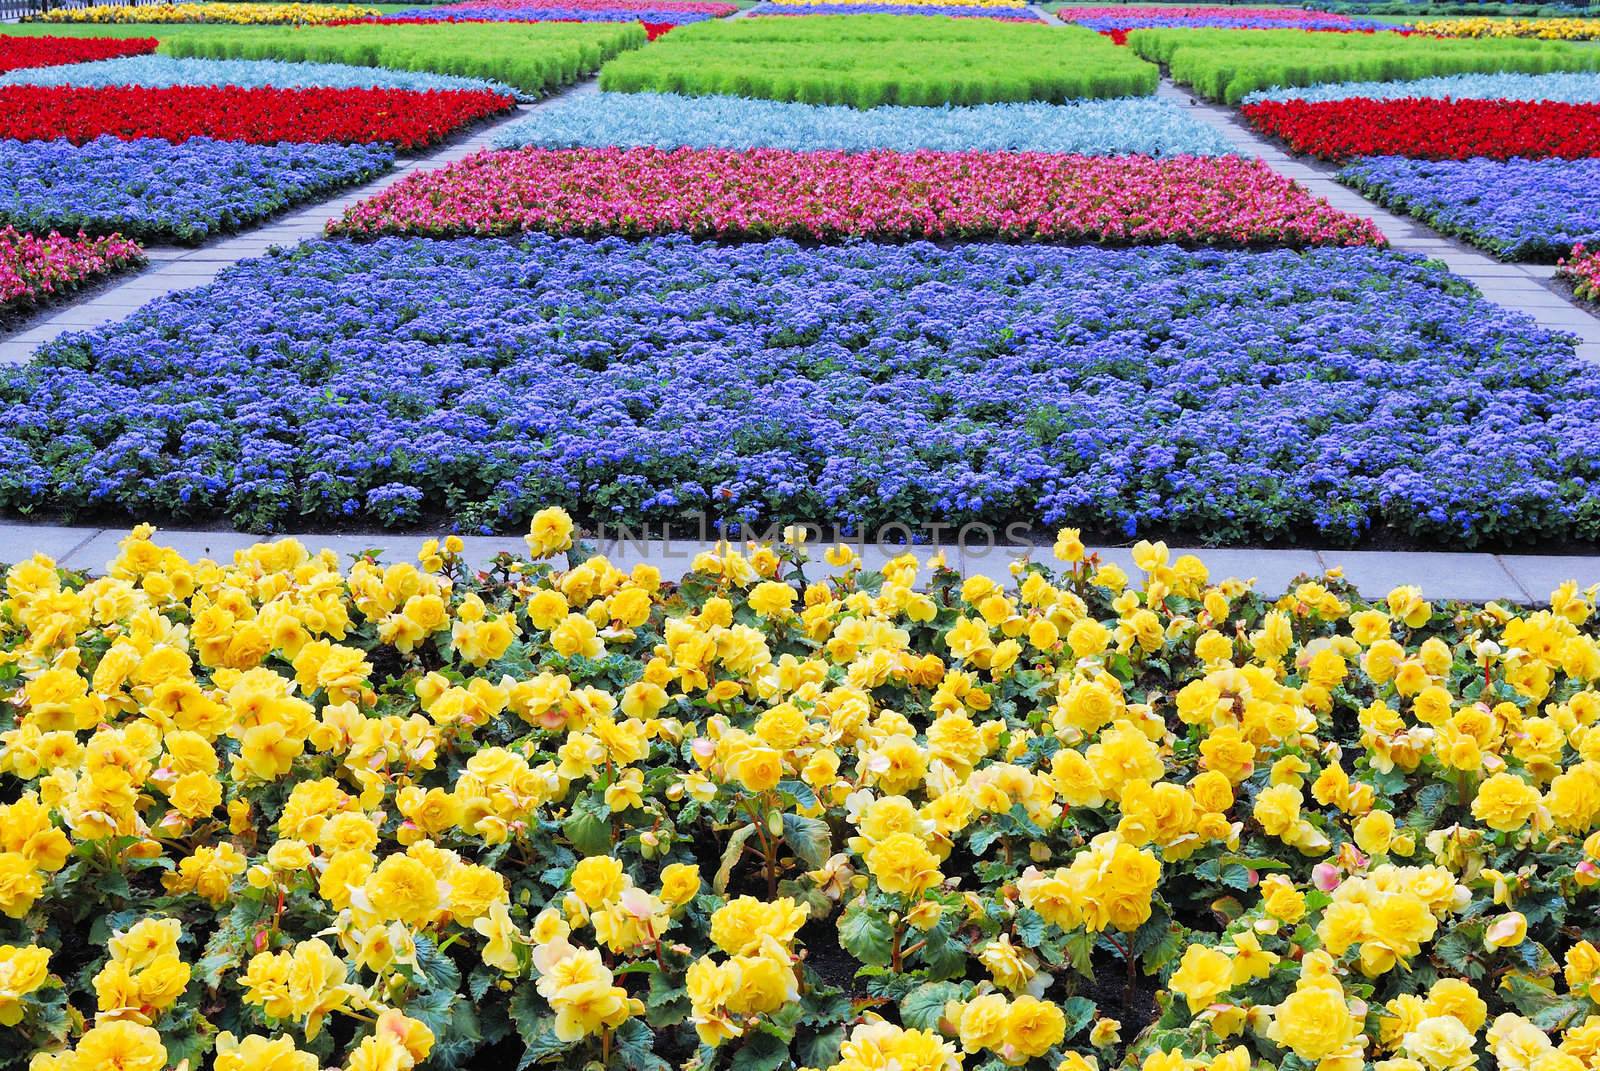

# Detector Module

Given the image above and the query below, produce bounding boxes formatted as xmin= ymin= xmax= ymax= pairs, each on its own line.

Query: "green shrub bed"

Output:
xmin=154 ymin=22 xmax=644 ymax=95
xmin=1128 ymin=26 xmax=1600 ymax=103
xmin=598 ymin=15 xmax=1157 ymax=106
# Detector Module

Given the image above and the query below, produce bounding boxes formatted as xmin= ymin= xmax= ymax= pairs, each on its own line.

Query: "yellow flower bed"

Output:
xmin=3 ymin=512 xmax=1600 ymax=1071
xmin=1416 ymin=16 xmax=1600 ymax=40
xmin=34 ymin=2 xmax=376 ymax=24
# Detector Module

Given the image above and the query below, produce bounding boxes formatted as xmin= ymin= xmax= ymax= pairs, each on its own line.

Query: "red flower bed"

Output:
xmin=1241 ymin=97 xmax=1600 ymax=161
xmin=0 ymin=33 xmax=157 ymax=74
xmin=0 ymin=85 xmax=515 ymax=151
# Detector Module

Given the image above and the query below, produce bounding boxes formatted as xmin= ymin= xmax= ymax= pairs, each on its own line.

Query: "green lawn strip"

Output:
xmin=144 ymin=21 xmax=644 ymax=94
xmin=1127 ymin=25 xmax=1600 ymax=101
xmin=598 ymin=14 xmax=1157 ymax=105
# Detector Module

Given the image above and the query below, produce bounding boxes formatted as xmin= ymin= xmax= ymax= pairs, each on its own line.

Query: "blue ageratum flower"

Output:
xmin=0 ymin=137 xmax=394 ymax=243
xmin=2 ymin=235 xmax=1596 ymax=545
xmin=493 ymin=92 xmax=1235 ymax=155
xmin=1338 ymin=156 xmax=1600 ymax=261
xmin=0 ymin=56 xmax=519 ymax=99
xmin=1243 ymin=72 xmax=1600 ymax=105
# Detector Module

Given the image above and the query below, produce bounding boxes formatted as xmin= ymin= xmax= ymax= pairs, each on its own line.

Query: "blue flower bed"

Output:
xmin=1243 ymin=71 xmax=1600 ymax=105
xmin=1338 ymin=156 xmax=1600 ymax=261
xmin=0 ymin=55 xmax=517 ymax=97
xmin=0 ymin=137 xmax=393 ymax=243
xmin=5 ymin=235 xmax=1596 ymax=544
xmin=493 ymin=92 xmax=1233 ymax=154
xmin=748 ymin=3 xmax=1041 ymax=18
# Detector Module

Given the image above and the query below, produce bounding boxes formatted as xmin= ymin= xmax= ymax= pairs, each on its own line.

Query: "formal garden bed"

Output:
xmin=6 ymin=13 xmax=1600 ymax=1071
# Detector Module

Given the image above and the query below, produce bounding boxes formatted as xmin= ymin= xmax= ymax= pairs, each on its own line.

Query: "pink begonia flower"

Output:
xmin=329 ymin=147 xmax=1385 ymax=248
xmin=0 ymin=226 xmax=142 ymax=309
xmin=1312 ymin=863 xmax=1342 ymax=891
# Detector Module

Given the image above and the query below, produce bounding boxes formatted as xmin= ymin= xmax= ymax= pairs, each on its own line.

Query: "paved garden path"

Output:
xmin=0 ymin=520 xmax=1597 ymax=602
xmin=0 ymin=82 xmax=599 ymax=362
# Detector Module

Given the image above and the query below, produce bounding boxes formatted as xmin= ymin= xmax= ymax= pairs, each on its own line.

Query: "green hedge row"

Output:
xmin=598 ymin=15 xmax=1158 ymax=106
xmin=129 ymin=22 xmax=645 ymax=95
xmin=1128 ymin=27 xmax=1600 ymax=102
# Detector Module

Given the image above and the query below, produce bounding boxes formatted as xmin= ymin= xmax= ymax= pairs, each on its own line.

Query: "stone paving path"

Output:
xmin=0 ymin=82 xmax=599 ymax=362
xmin=1 ymin=520 xmax=1596 ymax=602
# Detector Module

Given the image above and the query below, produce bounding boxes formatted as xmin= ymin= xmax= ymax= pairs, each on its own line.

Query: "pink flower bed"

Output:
xmin=328 ymin=147 xmax=1385 ymax=246
xmin=1561 ymin=243 xmax=1600 ymax=302
xmin=0 ymin=227 xmax=144 ymax=313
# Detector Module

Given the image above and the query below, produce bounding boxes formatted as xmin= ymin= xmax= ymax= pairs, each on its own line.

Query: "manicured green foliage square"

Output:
xmin=598 ymin=15 xmax=1158 ymax=106
xmin=126 ymin=22 xmax=647 ymax=95
xmin=1128 ymin=26 xmax=1600 ymax=103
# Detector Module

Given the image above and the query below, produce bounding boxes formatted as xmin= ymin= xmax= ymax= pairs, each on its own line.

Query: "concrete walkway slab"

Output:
xmin=1311 ymin=550 xmax=1527 ymax=602
xmin=1502 ymin=555 xmax=1600 ymax=600
xmin=0 ymin=520 xmax=1593 ymax=604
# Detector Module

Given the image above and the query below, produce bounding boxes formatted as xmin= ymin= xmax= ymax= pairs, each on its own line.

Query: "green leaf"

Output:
xmin=469 ymin=966 xmax=496 ymax=1003
xmin=646 ymin=970 xmax=690 ymax=1028
xmin=509 ymin=988 xmax=572 ymax=1070
xmin=716 ymin=824 xmax=759 ymax=893
xmin=1062 ymin=996 xmax=1096 ymax=1039
xmin=839 ymin=902 xmax=894 ymax=968
xmin=615 ymin=1018 xmax=669 ymax=1071
xmin=415 ymin=935 xmax=463 ymax=993
xmin=1501 ymin=972 xmax=1589 ymax=1031
xmin=796 ymin=1026 xmax=845 ymax=1070
xmin=1130 ymin=908 xmax=1174 ymax=959
xmin=800 ymin=988 xmax=851 ymax=1028
xmin=1219 ymin=864 xmax=1252 ymax=891
xmin=917 ymin=922 xmax=969 ymax=981
xmin=900 ymin=981 xmax=963 ymax=1031
xmin=1015 ymin=908 xmax=1046 ymax=948
xmin=782 ymin=813 xmax=831 ymax=870
xmin=968 ymin=825 xmax=1004 ymax=857
xmin=729 ymin=1030 xmax=788 ymax=1071
xmin=518 ymin=1025 xmax=574 ymax=1071
xmin=403 ymin=988 xmax=459 ymax=1058
xmin=778 ymin=779 xmax=819 ymax=809
xmin=428 ymin=996 xmax=484 ymax=1071
xmin=1062 ymin=931 xmax=1094 ymax=978
xmin=864 ymin=971 xmax=920 ymax=1001
xmin=1433 ymin=930 xmax=1485 ymax=980
xmin=1404 ymin=783 xmax=1451 ymax=833
xmin=563 ymin=796 xmax=613 ymax=856
xmin=196 ymin=902 xmax=254 ymax=988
